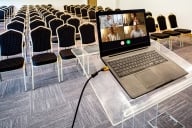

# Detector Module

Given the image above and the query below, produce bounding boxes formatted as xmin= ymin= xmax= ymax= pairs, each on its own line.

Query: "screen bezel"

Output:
xmin=96 ymin=9 xmax=150 ymax=57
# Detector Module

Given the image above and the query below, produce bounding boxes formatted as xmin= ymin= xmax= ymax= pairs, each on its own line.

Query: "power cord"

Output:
xmin=71 ymin=66 xmax=109 ymax=128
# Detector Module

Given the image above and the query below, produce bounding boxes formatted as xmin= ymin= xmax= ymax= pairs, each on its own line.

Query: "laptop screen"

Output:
xmin=96 ymin=9 xmax=150 ymax=57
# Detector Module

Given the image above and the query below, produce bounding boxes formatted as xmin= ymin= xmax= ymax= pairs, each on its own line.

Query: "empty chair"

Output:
xmin=7 ymin=20 xmax=25 ymax=33
xmin=145 ymin=11 xmax=152 ymax=17
xmin=60 ymin=14 xmax=71 ymax=23
xmin=45 ymin=14 xmax=56 ymax=27
xmin=81 ymin=8 xmax=89 ymax=20
xmin=0 ymin=9 xmax=6 ymax=29
xmin=56 ymin=24 xmax=76 ymax=81
xmin=30 ymin=26 xmax=60 ymax=89
xmin=49 ymin=18 xmax=63 ymax=43
xmin=88 ymin=10 xmax=96 ymax=22
xmin=168 ymin=13 xmax=191 ymax=34
xmin=79 ymin=22 xmax=98 ymax=74
xmin=157 ymin=15 xmax=182 ymax=47
xmin=67 ymin=17 xmax=80 ymax=40
xmin=11 ymin=16 xmax=25 ymax=23
xmin=30 ymin=19 xmax=45 ymax=30
xmin=0 ymin=29 xmax=27 ymax=90
xmin=145 ymin=16 xmax=171 ymax=49
xmin=55 ymin=11 xmax=64 ymax=18
xmin=75 ymin=7 xmax=81 ymax=17
xmin=30 ymin=15 xmax=42 ymax=22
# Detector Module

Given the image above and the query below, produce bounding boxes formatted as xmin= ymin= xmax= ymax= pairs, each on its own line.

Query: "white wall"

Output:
xmin=97 ymin=0 xmax=192 ymax=29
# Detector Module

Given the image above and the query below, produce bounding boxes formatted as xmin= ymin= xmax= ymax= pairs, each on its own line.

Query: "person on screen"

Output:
xmin=129 ymin=13 xmax=140 ymax=25
xmin=130 ymin=24 xmax=144 ymax=38
xmin=103 ymin=15 xmax=114 ymax=28
xmin=107 ymin=27 xmax=120 ymax=41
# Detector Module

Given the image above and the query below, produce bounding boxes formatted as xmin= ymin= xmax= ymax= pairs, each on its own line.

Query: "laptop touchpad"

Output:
xmin=135 ymin=69 xmax=161 ymax=89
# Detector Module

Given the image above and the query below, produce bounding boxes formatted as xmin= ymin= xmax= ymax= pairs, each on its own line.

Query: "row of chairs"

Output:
xmin=0 ymin=5 xmax=97 ymax=91
xmin=0 ymin=5 xmax=15 ymax=29
xmin=146 ymin=13 xmax=191 ymax=50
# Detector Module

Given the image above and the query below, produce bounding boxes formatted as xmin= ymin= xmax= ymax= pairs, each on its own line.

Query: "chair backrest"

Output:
xmin=45 ymin=14 xmax=56 ymax=27
xmin=30 ymin=19 xmax=45 ymax=30
xmin=55 ymin=11 xmax=64 ymax=18
xmin=88 ymin=10 xmax=96 ymax=20
xmin=79 ymin=23 xmax=95 ymax=44
xmin=30 ymin=15 xmax=42 ymax=22
xmin=75 ymin=7 xmax=81 ymax=17
xmin=157 ymin=15 xmax=167 ymax=31
xmin=30 ymin=26 xmax=51 ymax=52
xmin=30 ymin=12 xmax=39 ymax=18
xmin=11 ymin=16 xmax=25 ymax=23
xmin=0 ymin=29 xmax=23 ymax=56
xmin=57 ymin=24 xmax=76 ymax=47
xmin=52 ymin=10 xmax=59 ymax=15
xmin=146 ymin=16 xmax=156 ymax=33
xmin=49 ymin=18 xmax=63 ymax=36
xmin=0 ymin=9 xmax=5 ymax=21
xmin=145 ymin=11 xmax=152 ymax=17
xmin=67 ymin=17 xmax=80 ymax=33
xmin=81 ymin=8 xmax=88 ymax=17
xmin=7 ymin=20 xmax=24 ymax=33
xmin=60 ymin=14 xmax=71 ymax=23
xmin=168 ymin=14 xmax=178 ymax=28
xmin=16 ymin=13 xmax=26 ymax=19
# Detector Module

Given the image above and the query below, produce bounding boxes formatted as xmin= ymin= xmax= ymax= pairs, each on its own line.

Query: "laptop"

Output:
xmin=95 ymin=9 xmax=188 ymax=99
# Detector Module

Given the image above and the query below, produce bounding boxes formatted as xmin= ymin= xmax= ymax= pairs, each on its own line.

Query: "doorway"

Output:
xmin=87 ymin=0 xmax=97 ymax=7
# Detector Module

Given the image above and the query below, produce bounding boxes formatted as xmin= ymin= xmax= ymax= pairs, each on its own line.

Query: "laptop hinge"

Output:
xmin=109 ymin=46 xmax=149 ymax=57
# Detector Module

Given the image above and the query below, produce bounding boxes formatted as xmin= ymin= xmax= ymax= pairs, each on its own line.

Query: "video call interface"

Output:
xmin=99 ymin=12 xmax=147 ymax=44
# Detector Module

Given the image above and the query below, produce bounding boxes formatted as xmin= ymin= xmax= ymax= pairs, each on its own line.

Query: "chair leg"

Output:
xmin=23 ymin=64 xmax=27 ymax=91
xmin=32 ymin=65 xmax=35 ymax=90
xmin=0 ymin=73 xmax=2 ymax=81
xmin=61 ymin=60 xmax=63 ymax=82
xmin=57 ymin=59 xmax=61 ymax=82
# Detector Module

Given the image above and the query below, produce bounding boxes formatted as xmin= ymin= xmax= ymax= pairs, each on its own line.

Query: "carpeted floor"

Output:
xmin=1 ymin=22 xmax=192 ymax=128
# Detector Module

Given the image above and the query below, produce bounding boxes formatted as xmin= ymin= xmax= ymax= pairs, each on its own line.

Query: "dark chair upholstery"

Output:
xmin=55 ymin=11 xmax=64 ymax=18
xmin=88 ymin=10 xmax=96 ymax=22
xmin=30 ymin=26 xmax=60 ymax=89
xmin=7 ymin=20 xmax=24 ymax=33
xmin=168 ymin=14 xmax=191 ymax=34
xmin=75 ymin=7 xmax=81 ymax=17
xmin=45 ymin=14 xmax=56 ymax=27
xmin=157 ymin=15 xmax=180 ymax=36
xmin=79 ymin=22 xmax=95 ymax=45
xmin=11 ymin=16 xmax=25 ymax=23
xmin=145 ymin=16 xmax=172 ymax=48
xmin=0 ymin=29 xmax=27 ymax=90
xmin=60 ymin=14 xmax=71 ymax=23
xmin=67 ymin=17 xmax=80 ymax=40
xmin=30 ymin=19 xmax=45 ymax=30
xmin=30 ymin=15 xmax=42 ymax=22
xmin=81 ymin=8 xmax=89 ymax=20
xmin=56 ymin=24 xmax=76 ymax=81
xmin=49 ymin=18 xmax=63 ymax=43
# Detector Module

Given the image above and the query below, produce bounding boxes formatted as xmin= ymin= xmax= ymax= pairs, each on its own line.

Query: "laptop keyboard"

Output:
xmin=108 ymin=50 xmax=168 ymax=78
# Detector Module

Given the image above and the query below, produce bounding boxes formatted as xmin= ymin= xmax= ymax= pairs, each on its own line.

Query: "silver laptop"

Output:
xmin=96 ymin=9 xmax=187 ymax=98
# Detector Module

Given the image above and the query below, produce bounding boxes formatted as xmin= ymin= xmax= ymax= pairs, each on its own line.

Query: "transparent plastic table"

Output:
xmin=86 ymin=40 xmax=192 ymax=126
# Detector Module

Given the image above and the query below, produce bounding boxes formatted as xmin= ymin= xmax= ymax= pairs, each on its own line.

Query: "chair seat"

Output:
xmin=150 ymin=36 xmax=157 ymax=40
xmin=59 ymin=49 xmax=76 ymax=59
xmin=162 ymin=30 xmax=180 ymax=36
xmin=0 ymin=57 xmax=24 ymax=72
xmin=151 ymin=33 xmax=170 ymax=39
xmin=174 ymin=29 xmax=191 ymax=34
xmin=32 ymin=52 xmax=57 ymax=66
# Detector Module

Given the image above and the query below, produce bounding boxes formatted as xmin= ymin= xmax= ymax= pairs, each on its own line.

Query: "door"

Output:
xmin=88 ymin=0 xmax=97 ymax=7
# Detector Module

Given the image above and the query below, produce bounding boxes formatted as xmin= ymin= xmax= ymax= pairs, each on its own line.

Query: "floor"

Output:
xmin=1 ymin=21 xmax=192 ymax=128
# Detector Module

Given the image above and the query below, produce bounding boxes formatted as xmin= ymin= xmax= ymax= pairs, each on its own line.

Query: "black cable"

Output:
xmin=71 ymin=66 xmax=109 ymax=128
